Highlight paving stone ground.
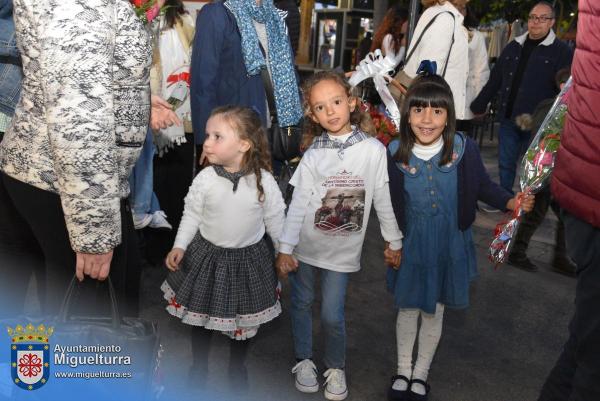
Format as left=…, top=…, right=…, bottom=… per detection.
left=137, top=130, right=575, bottom=401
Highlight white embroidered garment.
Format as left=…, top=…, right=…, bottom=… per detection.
left=155, top=14, right=195, bottom=154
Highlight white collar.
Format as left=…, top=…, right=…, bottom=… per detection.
left=412, top=136, right=444, bottom=161
left=515, top=29, right=556, bottom=46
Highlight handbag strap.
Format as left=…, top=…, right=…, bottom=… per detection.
left=258, top=43, right=279, bottom=124
left=404, top=11, right=455, bottom=78
left=260, top=68, right=278, bottom=123
left=58, top=276, right=122, bottom=329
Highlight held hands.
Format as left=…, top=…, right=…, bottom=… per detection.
left=384, top=242, right=402, bottom=270
left=275, top=253, right=299, bottom=278
left=151, top=95, right=181, bottom=131
left=75, top=251, right=114, bottom=281
left=506, top=192, right=535, bottom=213
left=165, top=248, right=185, bottom=271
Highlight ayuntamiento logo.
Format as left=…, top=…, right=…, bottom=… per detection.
left=7, top=323, right=53, bottom=390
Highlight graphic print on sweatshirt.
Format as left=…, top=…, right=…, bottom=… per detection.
left=314, top=169, right=365, bottom=234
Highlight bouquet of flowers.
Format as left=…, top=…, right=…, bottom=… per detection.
left=364, top=103, right=399, bottom=147
left=489, top=77, right=572, bottom=265
left=130, top=0, right=165, bottom=24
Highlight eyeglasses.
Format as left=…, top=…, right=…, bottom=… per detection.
left=528, top=15, right=554, bottom=23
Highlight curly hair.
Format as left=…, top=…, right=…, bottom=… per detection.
left=300, top=71, right=375, bottom=149
left=208, top=106, right=272, bottom=202
left=370, top=5, right=409, bottom=55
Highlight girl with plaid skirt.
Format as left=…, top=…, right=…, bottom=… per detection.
left=161, top=106, right=285, bottom=381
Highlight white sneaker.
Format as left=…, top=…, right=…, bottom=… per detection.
left=132, top=213, right=152, bottom=230
left=323, top=368, right=348, bottom=400
left=291, top=359, right=319, bottom=393
left=149, top=211, right=172, bottom=230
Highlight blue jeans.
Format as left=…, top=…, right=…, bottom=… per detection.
left=289, top=262, right=349, bottom=369
left=498, top=119, right=531, bottom=194
left=128, top=127, right=161, bottom=216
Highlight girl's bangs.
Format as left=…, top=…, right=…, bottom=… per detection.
left=407, top=82, right=453, bottom=110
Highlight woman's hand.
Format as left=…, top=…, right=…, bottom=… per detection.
left=151, top=95, right=181, bottom=131
left=165, top=248, right=185, bottom=271
left=275, top=253, right=299, bottom=278
left=76, top=251, right=114, bottom=281
left=506, top=192, right=535, bottom=213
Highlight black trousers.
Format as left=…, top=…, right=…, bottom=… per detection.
left=0, top=172, right=141, bottom=317
left=153, top=133, right=195, bottom=232
left=511, top=187, right=566, bottom=258
left=538, top=212, right=600, bottom=401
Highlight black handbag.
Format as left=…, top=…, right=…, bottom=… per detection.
left=53, top=277, right=160, bottom=399
left=0, top=277, right=160, bottom=400
left=277, top=158, right=299, bottom=207
left=260, top=68, right=303, bottom=162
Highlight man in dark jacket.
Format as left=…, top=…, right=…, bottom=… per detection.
left=470, top=1, right=572, bottom=194
left=538, top=0, right=600, bottom=399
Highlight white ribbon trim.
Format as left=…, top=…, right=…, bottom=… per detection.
left=348, top=49, right=401, bottom=129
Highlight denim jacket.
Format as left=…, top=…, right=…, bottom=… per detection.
left=0, top=0, right=22, bottom=116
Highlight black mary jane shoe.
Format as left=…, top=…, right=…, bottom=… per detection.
left=408, top=378, right=431, bottom=401
left=388, top=374, right=411, bottom=400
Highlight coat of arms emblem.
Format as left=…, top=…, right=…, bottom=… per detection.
left=7, top=323, right=53, bottom=390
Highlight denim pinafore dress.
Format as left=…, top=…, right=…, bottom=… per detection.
left=387, top=134, right=478, bottom=314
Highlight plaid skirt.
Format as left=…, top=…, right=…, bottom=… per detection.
left=161, top=232, right=281, bottom=332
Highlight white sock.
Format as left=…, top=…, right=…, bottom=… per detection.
left=412, top=303, right=445, bottom=395
left=392, top=308, right=419, bottom=391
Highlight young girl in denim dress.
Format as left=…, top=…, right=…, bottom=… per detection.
left=385, top=74, right=534, bottom=401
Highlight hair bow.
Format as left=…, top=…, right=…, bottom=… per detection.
left=416, top=60, right=438, bottom=76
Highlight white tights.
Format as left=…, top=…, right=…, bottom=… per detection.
left=392, top=303, right=445, bottom=395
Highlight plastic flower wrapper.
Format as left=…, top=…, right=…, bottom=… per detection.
left=489, top=77, right=572, bottom=266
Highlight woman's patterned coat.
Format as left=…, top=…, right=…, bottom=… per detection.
left=0, top=0, right=152, bottom=253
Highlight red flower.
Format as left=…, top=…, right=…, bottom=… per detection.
left=533, top=151, right=553, bottom=169
left=145, top=4, right=160, bottom=22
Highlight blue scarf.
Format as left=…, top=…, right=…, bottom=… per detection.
left=224, top=0, right=302, bottom=127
